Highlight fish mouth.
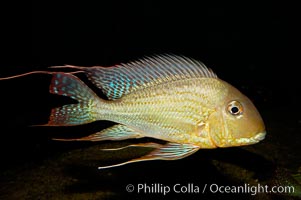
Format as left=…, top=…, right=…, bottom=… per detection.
left=243, top=131, right=266, bottom=144
left=253, top=131, right=266, bottom=142
left=225, top=131, right=266, bottom=146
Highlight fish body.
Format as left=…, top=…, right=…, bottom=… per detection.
left=100, top=78, right=225, bottom=147
left=1, top=55, right=266, bottom=168
left=102, top=77, right=264, bottom=148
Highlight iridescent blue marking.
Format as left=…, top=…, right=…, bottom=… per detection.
left=115, top=76, right=124, bottom=98
left=107, top=82, right=115, bottom=97
left=125, top=76, right=131, bottom=93
left=62, top=77, right=67, bottom=84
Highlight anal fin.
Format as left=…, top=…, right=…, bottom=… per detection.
left=98, top=142, right=200, bottom=169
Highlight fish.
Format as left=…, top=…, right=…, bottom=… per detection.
left=0, top=55, right=266, bottom=169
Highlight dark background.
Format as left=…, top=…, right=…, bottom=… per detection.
left=0, top=1, right=300, bottom=199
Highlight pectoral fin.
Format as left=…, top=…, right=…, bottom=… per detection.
left=53, top=124, right=143, bottom=141
left=98, top=142, right=200, bottom=169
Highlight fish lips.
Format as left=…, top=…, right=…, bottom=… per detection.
left=254, top=131, right=266, bottom=142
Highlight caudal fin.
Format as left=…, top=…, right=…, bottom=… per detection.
left=46, top=73, right=101, bottom=126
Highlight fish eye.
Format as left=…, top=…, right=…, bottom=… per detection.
left=227, top=101, right=243, bottom=116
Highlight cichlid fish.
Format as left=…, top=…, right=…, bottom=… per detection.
left=1, top=55, right=266, bottom=168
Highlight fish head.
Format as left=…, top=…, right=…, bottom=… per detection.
left=208, top=81, right=266, bottom=147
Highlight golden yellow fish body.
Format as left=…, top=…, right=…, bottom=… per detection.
left=100, top=75, right=265, bottom=149
left=101, top=78, right=224, bottom=148
left=39, top=55, right=266, bottom=168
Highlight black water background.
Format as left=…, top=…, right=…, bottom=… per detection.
left=0, top=1, right=300, bottom=199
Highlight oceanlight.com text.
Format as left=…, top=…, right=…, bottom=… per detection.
left=125, top=183, right=295, bottom=196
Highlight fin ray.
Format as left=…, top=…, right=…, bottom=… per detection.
left=100, top=142, right=163, bottom=151
left=98, top=142, right=200, bottom=169
left=0, top=70, right=83, bottom=80
left=82, top=54, right=217, bottom=99
left=53, top=124, right=143, bottom=141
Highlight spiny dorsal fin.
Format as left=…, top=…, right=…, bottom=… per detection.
left=85, top=54, right=217, bottom=100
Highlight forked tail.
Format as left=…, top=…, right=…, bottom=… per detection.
left=46, top=73, right=102, bottom=126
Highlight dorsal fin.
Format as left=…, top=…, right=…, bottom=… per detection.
left=85, top=54, right=217, bottom=100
